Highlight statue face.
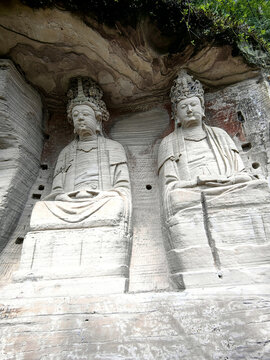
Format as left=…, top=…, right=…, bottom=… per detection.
left=72, top=104, right=98, bottom=137
left=177, top=96, right=204, bottom=128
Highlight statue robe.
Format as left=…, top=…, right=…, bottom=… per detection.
left=158, top=124, right=250, bottom=218
left=33, top=136, right=131, bottom=229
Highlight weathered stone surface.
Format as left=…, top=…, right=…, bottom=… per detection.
left=0, top=1, right=259, bottom=112
left=15, top=226, right=130, bottom=292
left=0, top=286, right=270, bottom=359
left=110, top=107, right=171, bottom=292
left=0, top=60, right=43, bottom=253
left=205, top=76, right=270, bottom=179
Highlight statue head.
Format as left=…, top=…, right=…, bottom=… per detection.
left=67, top=77, right=109, bottom=135
left=72, top=104, right=99, bottom=137
left=176, top=96, right=204, bottom=129
left=170, top=70, right=205, bottom=127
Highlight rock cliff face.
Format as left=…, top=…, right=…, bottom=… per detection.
left=0, top=2, right=270, bottom=360
left=0, top=60, right=43, bottom=252
left=0, top=1, right=259, bottom=113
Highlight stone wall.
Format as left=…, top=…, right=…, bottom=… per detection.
left=205, top=77, right=270, bottom=179
left=0, top=60, right=43, bottom=253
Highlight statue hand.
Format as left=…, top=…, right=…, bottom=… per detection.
left=197, top=175, right=227, bottom=185
left=232, top=174, right=253, bottom=184
left=74, top=190, right=99, bottom=199
left=176, top=179, right=197, bottom=188
left=55, top=193, right=75, bottom=202
left=95, top=190, right=119, bottom=198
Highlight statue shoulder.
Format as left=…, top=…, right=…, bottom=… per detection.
left=159, top=132, right=174, bottom=152
left=205, top=124, right=232, bottom=138
left=158, top=132, right=175, bottom=171
left=55, top=140, right=76, bottom=160
left=205, top=125, right=238, bottom=150
left=104, top=137, right=125, bottom=152
left=53, top=140, right=76, bottom=172
left=103, top=137, right=127, bottom=164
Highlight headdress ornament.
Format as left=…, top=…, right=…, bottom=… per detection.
left=170, top=69, right=204, bottom=105
left=170, top=70, right=205, bottom=123
left=66, top=77, right=109, bottom=123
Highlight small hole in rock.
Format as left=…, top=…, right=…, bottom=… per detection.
left=237, top=111, right=245, bottom=123
left=254, top=175, right=259, bottom=179
left=38, top=185, right=45, bottom=190
left=15, top=237, right=24, bottom=244
left=41, top=164, right=48, bottom=170
left=252, top=162, right=260, bottom=169
left=241, top=142, right=252, bottom=152
left=217, top=272, right=223, bottom=279
left=44, top=134, right=50, bottom=140
left=85, top=319, right=89, bottom=322
left=146, top=185, right=152, bottom=190
left=32, top=194, right=41, bottom=199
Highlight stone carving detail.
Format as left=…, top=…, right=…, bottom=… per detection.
left=16, top=78, right=132, bottom=293
left=40, top=77, right=130, bottom=226
left=158, top=70, right=270, bottom=289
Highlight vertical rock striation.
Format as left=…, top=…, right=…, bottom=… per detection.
left=0, top=60, right=43, bottom=250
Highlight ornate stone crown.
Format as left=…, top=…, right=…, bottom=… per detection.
left=170, top=70, right=205, bottom=121
left=66, top=77, right=109, bottom=123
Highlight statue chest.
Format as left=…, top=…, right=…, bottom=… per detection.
left=74, top=144, right=99, bottom=190
left=184, top=138, right=220, bottom=177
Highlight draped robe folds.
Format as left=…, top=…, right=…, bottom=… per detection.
left=158, top=124, right=254, bottom=218
left=39, top=136, right=131, bottom=230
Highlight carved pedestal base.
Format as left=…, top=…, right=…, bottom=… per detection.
left=15, top=225, right=131, bottom=294
left=14, top=198, right=132, bottom=294
left=165, top=181, right=270, bottom=289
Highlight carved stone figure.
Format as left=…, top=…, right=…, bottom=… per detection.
left=40, top=77, right=131, bottom=229
left=158, top=71, right=255, bottom=216
left=158, top=70, right=270, bottom=289
left=16, top=78, right=132, bottom=293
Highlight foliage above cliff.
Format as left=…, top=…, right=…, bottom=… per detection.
left=21, top=0, right=270, bottom=67
left=191, top=0, right=270, bottom=66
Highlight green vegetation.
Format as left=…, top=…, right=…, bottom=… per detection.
left=190, top=0, right=270, bottom=65
left=192, top=0, right=270, bottom=44
left=20, top=0, right=270, bottom=66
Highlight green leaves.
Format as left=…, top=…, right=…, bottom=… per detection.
left=191, top=0, right=270, bottom=48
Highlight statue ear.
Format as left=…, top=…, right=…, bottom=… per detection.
left=96, top=120, right=103, bottom=134
left=200, top=103, right=206, bottom=119
left=95, top=111, right=102, bottom=121
left=175, top=116, right=181, bottom=127
left=202, top=109, right=206, bottom=119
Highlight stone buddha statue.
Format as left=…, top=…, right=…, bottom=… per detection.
left=16, top=77, right=132, bottom=291
left=158, top=70, right=254, bottom=215
left=158, top=70, right=270, bottom=289
left=32, top=77, right=131, bottom=230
